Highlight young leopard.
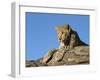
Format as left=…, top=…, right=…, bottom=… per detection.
left=56, top=24, right=88, bottom=50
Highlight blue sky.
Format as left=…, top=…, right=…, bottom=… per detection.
left=26, top=12, right=89, bottom=60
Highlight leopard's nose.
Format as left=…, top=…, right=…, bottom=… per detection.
left=59, top=38, right=62, bottom=41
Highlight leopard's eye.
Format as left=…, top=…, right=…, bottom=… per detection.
left=62, top=32, right=64, bottom=34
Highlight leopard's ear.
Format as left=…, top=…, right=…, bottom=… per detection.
left=64, top=24, right=72, bottom=32
left=67, top=24, right=71, bottom=30
left=64, top=24, right=71, bottom=30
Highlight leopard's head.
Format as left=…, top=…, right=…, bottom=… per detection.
left=56, top=24, right=72, bottom=44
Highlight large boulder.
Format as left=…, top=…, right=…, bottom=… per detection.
left=26, top=46, right=89, bottom=67
left=45, top=46, right=89, bottom=66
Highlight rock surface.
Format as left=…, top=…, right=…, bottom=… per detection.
left=26, top=46, right=89, bottom=67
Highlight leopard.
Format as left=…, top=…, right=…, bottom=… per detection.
left=56, top=24, right=88, bottom=50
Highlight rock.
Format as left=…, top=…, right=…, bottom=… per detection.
left=26, top=60, right=38, bottom=67
left=74, top=46, right=89, bottom=56
left=26, top=59, right=48, bottom=67
left=53, top=48, right=67, bottom=62
left=42, top=46, right=89, bottom=66
left=42, top=49, right=58, bottom=63
left=68, top=58, right=75, bottom=62
left=26, top=46, right=89, bottom=67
